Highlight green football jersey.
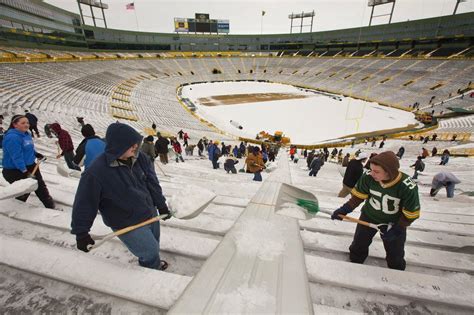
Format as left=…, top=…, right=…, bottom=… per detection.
left=351, top=171, right=420, bottom=224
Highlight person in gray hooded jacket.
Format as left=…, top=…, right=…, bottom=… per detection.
left=430, top=172, right=461, bottom=198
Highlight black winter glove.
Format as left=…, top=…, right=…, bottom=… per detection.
left=76, top=234, right=95, bottom=252
left=159, top=206, right=171, bottom=220
left=25, top=172, right=36, bottom=180
left=331, top=203, right=352, bottom=220
left=35, top=152, right=45, bottom=160
left=379, top=224, right=405, bottom=242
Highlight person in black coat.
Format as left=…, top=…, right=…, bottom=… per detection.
left=224, top=155, right=239, bottom=174
left=71, top=122, right=170, bottom=270
left=154, top=133, right=170, bottom=164
left=309, top=155, right=322, bottom=177
left=396, top=147, right=405, bottom=159
left=25, top=110, right=40, bottom=137
left=197, top=139, right=205, bottom=156
left=239, top=142, right=246, bottom=157
left=338, top=153, right=368, bottom=198
left=410, top=156, right=425, bottom=180
left=306, top=150, right=315, bottom=168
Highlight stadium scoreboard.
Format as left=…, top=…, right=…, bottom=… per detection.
left=174, top=13, right=229, bottom=34
left=368, top=0, right=395, bottom=5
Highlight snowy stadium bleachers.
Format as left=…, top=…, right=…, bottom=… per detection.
left=0, top=53, right=473, bottom=144
left=1, top=51, right=474, bottom=313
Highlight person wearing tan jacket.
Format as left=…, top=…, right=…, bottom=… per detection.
left=245, top=146, right=265, bottom=181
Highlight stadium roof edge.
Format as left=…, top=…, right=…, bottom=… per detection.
left=82, top=12, right=474, bottom=38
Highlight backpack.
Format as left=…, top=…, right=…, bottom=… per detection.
left=419, top=161, right=425, bottom=172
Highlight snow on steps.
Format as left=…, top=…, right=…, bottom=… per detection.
left=313, top=207, right=474, bottom=236
left=305, top=255, right=474, bottom=311
left=169, top=151, right=313, bottom=314
left=300, top=217, right=474, bottom=248
left=312, top=304, right=364, bottom=314
left=302, top=231, right=474, bottom=274
left=0, top=235, right=191, bottom=310
left=163, top=213, right=234, bottom=236
left=0, top=200, right=219, bottom=260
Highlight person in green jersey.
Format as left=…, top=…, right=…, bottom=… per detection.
left=331, top=151, right=420, bottom=270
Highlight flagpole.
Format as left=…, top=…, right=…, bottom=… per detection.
left=134, top=5, right=139, bottom=31
left=261, top=11, right=264, bottom=35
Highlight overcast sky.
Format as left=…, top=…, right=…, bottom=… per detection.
left=46, top=0, right=473, bottom=34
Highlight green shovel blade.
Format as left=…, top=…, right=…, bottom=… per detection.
left=296, top=198, right=320, bottom=214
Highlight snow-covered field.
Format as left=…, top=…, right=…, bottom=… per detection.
left=182, top=81, right=421, bottom=144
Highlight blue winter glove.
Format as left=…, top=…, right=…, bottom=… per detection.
left=379, top=223, right=405, bottom=242
left=331, top=203, right=352, bottom=220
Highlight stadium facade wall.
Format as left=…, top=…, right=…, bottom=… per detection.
left=0, top=1, right=472, bottom=54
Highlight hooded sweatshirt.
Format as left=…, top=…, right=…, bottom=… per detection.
left=2, top=128, right=36, bottom=172
left=346, top=151, right=420, bottom=225
left=431, top=172, right=461, bottom=187
left=50, top=123, right=74, bottom=154
left=71, top=123, right=167, bottom=238
left=73, top=124, right=105, bottom=169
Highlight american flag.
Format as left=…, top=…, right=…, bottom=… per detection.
left=126, top=2, right=134, bottom=10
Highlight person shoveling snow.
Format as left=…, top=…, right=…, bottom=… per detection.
left=330, top=151, right=420, bottom=271
left=71, top=123, right=171, bottom=271
left=1, top=114, right=55, bottom=208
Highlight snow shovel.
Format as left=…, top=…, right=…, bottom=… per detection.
left=168, top=187, right=217, bottom=219
left=87, top=214, right=169, bottom=251
left=154, top=160, right=170, bottom=178
left=0, top=157, right=45, bottom=200
left=87, top=191, right=216, bottom=250
left=56, top=142, right=61, bottom=158
left=57, top=161, right=82, bottom=178
left=277, top=183, right=387, bottom=231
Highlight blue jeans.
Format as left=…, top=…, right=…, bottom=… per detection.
left=432, top=182, right=455, bottom=198
left=117, top=220, right=161, bottom=269
left=253, top=171, right=262, bottom=181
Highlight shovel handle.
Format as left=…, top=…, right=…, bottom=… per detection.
left=87, top=214, right=168, bottom=251
left=31, top=158, right=46, bottom=175
left=338, top=214, right=379, bottom=230
left=114, top=215, right=168, bottom=237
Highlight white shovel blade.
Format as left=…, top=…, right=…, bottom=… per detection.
left=57, top=162, right=81, bottom=178
left=169, top=186, right=216, bottom=220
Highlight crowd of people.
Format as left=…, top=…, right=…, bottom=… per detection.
left=0, top=110, right=466, bottom=274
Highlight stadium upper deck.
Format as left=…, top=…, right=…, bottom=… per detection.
left=0, top=0, right=473, bottom=55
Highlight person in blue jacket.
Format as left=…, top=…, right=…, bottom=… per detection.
left=73, top=124, right=105, bottom=170
left=71, top=122, right=171, bottom=270
left=2, top=115, right=55, bottom=208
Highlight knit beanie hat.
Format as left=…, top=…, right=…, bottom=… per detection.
left=81, top=124, right=95, bottom=137
left=369, top=151, right=400, bottom=180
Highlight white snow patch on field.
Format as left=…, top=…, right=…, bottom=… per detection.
left=182, top=81, right=420, bottom=144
